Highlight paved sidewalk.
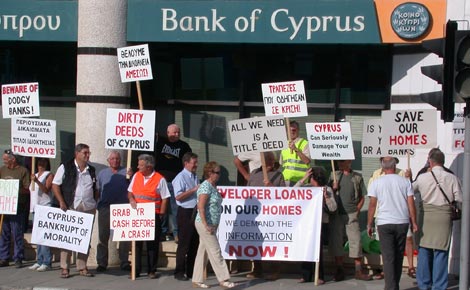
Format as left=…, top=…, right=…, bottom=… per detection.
left=0, top=261, right=436, bottom=290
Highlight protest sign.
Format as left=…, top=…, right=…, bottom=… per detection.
left=105, top=108, right=155, bottom=151
left=452, top=121, right=465, bottom=152
left=117, top=44, right=153, bottom=83
left=382, top=109, right=437, bottom=150
left=11, top=118, right=56, bottom=158
left=362, top=119, right=414, bottom=158
left=218, top=186, right=323, bottom=261
left=261, top=80, right=308, bottom=118
left=0, top=180, right=19, bottom=215
left=228, top=116, right=287, bottom=155
left=2, top=82, right=40, bottom=118
left=306, top=122, right=355, bottom=160
left=110, top=203, right=155, bottom=241
left=31, top=205, right=94, bottom=254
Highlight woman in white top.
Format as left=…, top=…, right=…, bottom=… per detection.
left=28, top=158, right=54, bottom=272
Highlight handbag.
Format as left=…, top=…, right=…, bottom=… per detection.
left=430, top=171, right=461, bottom=220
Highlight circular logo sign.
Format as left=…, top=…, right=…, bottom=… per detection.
left=391, top=3, right=431, bottom=40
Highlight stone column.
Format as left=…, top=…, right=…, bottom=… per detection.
left=76, top=0, right=129, bottom=267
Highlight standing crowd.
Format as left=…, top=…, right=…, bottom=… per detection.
left=0, top=121, right=463, bottom=290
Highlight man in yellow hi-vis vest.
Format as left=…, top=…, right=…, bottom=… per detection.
left=280, top=121, right=311, bottom=186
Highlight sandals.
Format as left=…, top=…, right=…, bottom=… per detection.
left=192, top=282, right=210, bottom=288
left=408, top=267, right=416, bottom=278
left=79, top=268, right=94, bottom=277
left=220, top=281, right=236, bottom=289
left=60, top=268, right=70, bottom=279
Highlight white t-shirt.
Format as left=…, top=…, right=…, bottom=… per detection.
left=368, top=174, right=413, bottom=226
left=237, top=151, right=261, bottom=173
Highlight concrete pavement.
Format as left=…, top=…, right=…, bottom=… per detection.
left=0, top=260, right=444, bottom=290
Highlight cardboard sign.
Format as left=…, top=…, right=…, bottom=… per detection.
left=31, top=205, right=94, bottom=254
left=105, top=108, right=155, bottom=151
left=306, top=122, right=355, bottom=160
left=0, top=180, right=19, bottom=215
left=117, top=44, right=153, bottom=83
left=228, top=116, right=288, bottom=155
left=11, top=118, right=56, bottom=158
left=261, top=80, right=308, bottom=118
left=110, top=203, right=155, bottom=241
left=218, top=186, right=323, bottom=261
left=452, top=121, right=465, bottom=152
left=2, top=82, right=40, bottom=118
left=362, top=119, right=414, bottom=158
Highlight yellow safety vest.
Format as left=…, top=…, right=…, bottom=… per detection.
left=281, top=138, right=309, bottom=183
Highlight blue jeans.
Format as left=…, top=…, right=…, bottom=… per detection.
left=161, top=182, right=178, bottom=237
left=37, top=245, right=52, bottom=267
left=417, top=246, right=449, bottom=290
left=0, top=212, right=25, bottom=261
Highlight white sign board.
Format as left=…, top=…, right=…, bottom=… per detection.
left=261, top=80, right=308, bottom=118
left=110, top=203, right=155, bottom=241
left=117, top=44, right=153, bottom=83
left=362, top=119, right=414, bottom=158
left=11, top=118, right=56, bottom=158
left=382, top=109, right=437, bottom=150
left=2, top=82, right=40, bottom=118
left=218, top=186, right=323, bottom=261
left=228, top=116, right=288, bottom=155
left=452, top=122, right=465, bottom=152
left=0, top=180, right=19, bottom=215
left=105, top=108, right=155, bottom=151
left=31, top=205, right=94, bottom=254
left=306, top=122, right=355, bottom=160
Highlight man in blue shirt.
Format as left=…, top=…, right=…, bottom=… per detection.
left=95, top=150, right=132, bottom=272
left=172, top=152, right=199, bottom=281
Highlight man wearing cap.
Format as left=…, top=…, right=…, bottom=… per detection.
left=0, top=149, right=30, bottom=268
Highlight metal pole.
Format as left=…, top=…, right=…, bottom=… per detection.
left=459, top=101, right=470, bottom=290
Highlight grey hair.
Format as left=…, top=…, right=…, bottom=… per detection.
left=75, top=143, right=89, bottom=153
left=138, top=154, right=155, bottom=168
left=381, top=157, right=396, bottom=170
left=429, top=150, right=445, bottom=165
left=107, top=150, right=122, bottom=160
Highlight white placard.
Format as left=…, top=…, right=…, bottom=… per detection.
left=218, top=186, right=323, bottom=261
left=105, top=108, right=155, bottom=151
left=362, top=119, right=414, bottom=158
left=227, top=116, right=288, bottom=155
left=382, top=109, right=437, bottom=150
left=306, top=122, right=355, bottom=160
left=11, top=118, right=56, bottom=158
left=0, top=180, right=19, bottom=215
left=261, top=80, right=308, bottom=118
left=2, top=82, right=40, bottom=118
left=31, top=205, right=94, bottom=254
left=452, top=121, right=465, bottom=152
left=110, top=203, right=155, bottom=241
left=117, top=44, right=153, bottom=83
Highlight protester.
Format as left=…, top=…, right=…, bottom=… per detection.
left=280, top=121, right=311, bottom=186
left=128, top=154, right=169, bottom=279
left=154, top=124, right=192, bottom=242
left=246, top=152, right=285, bottom=280
left=172, top=152, right=200, bottom=281
left=52, top=143, right=98, bottom=278
left=192, top=161, right=236, bottom=289
left=95, top=150, right=132, bottom=272
left=367, top=156, right=418, bottom=290
left=328, top=160, right=371, bottom=281
left=413, top=150, right=462, bottom=290
left=29, top=158, right=54, bottom=272
left=0, top=149, right=30, bottom=268
left=295, top=167, right=337, bottom=285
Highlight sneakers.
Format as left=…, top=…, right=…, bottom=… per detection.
left=355, top=271, right=372, bottom=281
left=37, top=265, right=51, bottom=272
left=14, top=260, right=22, bottom=268
left=28, top=263, right=41, bottom=270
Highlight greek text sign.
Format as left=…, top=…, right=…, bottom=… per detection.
left=381, top=109, right=437, bottom=149
left=11, top=118, right=56, bottom=158
left=218, top=186, right=322, bottom=261
left=31, top=205, right=94, bottom=254
left=105, top=108, right=155, bottom=151
left=117, top=44, right=153, bottom=83
left=228, top=116, right=287, bottom=155
left=2, top=82, right=40, bottom=118
left=306, top=122, right=355, bottom=160
left=0, top=180, right=19, bottom=215
left=262, top=80, right=307, bottom=118
left=110, top=203, right=155, bottom=241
